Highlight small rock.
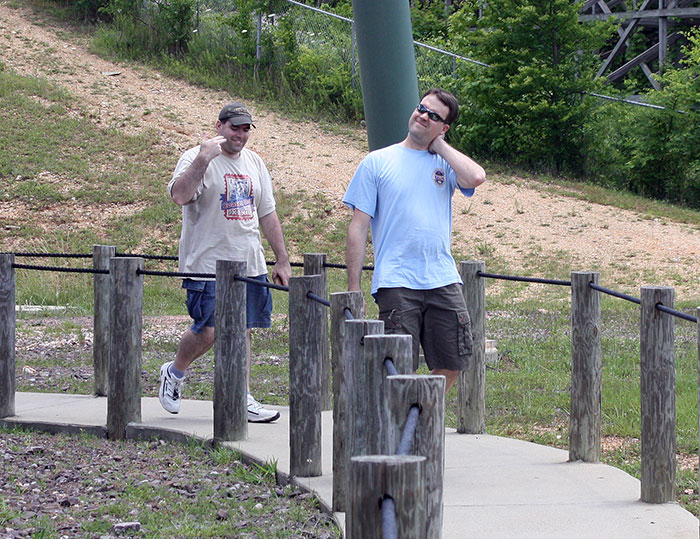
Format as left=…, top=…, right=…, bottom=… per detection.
left=113, top=521, right=141, bottom=533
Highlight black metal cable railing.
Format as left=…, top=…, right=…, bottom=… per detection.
left=477, top=270, right=571, bottom=286
left=588, top=282, right=641, bottom=305
left=6, top=251, right=698, bottom=323
left=7, top=251, right=372, bottom=270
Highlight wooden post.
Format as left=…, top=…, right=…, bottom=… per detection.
left=93, top=245, right=115, bottom=397
left=640, top=285, right=676, bottom=503
left=289, top=274, right=325, bottom=477
left=304, top=253, right=331, bottom=411
left=458, top=260, right=486, bottom=434
left=340, top=319, right=384, bottom=508
left=107, top=257, right=143, bottom=440
left=330, top=291, right=365, bottom=511
left=347, top=455, right=426, bottom=539
left=569, top=271, right=602, bottom=462
left=0, top=254, right=15, bottom=418
left=349, top=334, right=413, bottom=459
left=214, top=260, right=248, bottom=442
left=386, top=375, right=445, bottom=539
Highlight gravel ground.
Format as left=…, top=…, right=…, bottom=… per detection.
left=0, top=428, right=341, bottom=538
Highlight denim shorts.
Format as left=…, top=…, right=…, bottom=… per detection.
left=376, top=284, right=472, bottom=372
left=182, top=276, right=272, bottom=333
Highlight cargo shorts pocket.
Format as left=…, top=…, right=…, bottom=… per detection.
left=457, top=310, right=473, bottom=356
left=379, top=308, right=403, bottom=334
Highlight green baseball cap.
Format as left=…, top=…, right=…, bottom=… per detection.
left=218, top=102, right=255, bottom=127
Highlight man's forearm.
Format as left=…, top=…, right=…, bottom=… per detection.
left=346, top=212, right=370, bottom=291
left=259, top=211, right=289, bottom=264
left=346, top=245, right=365, bottom=291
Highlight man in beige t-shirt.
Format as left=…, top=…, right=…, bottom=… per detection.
left=159, top=102, right=292, bottom=422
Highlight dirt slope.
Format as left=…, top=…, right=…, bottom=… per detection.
left=1, top=1, right=699, bottom=298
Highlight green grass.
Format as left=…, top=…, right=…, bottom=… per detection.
left=0, top=426, right=341, bottom=537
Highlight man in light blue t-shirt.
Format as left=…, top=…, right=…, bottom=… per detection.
left=343, top=88, right=486, bottom=391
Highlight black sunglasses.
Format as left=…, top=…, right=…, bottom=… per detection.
left=416, top=103, right=445, bottom=123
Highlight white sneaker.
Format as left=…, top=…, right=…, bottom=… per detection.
left=247, top=393, right=280, bottom=423
left=159, top=361, right=183, bottom=414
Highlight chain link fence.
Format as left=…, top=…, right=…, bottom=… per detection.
left=190, top=0, right=665, bottom=111
left=193, top=0, right=487, bottom=94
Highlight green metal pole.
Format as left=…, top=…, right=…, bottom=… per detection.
left=352, top=0, right=419, bottom=151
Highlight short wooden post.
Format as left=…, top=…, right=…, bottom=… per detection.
left=93, top=245, right=115, bottom=397
left=347, top=455, right=426, bottom=539
left=289, top=274, right=325, bottom=477
left=458, top=260, right=486, bottom=434
left=107, top=257, right=143, bottom=440
left=304, top=253, right=331, bottom=411
left=214, top=260, right=248, bottom=442
left=569, top=271, right=602, bottom=462
left=0, top=254, right=16, bottom=418
left=349, top=334, right=413, bottom=458
left=640, top=285, right=676, bottom=503
left=386, top=375, right=445, bottom=539
left=330, top=291, right=365, bottom=511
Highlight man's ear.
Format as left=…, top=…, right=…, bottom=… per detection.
left=442, top=123, right=450, bottom=136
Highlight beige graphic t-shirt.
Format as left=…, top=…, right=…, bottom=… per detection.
left=168, top=147, right=276, bottom=278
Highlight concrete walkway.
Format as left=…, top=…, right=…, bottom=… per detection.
left=4, top=392, right=698, bottom=538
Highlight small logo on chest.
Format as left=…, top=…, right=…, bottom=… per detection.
left=433, top=168, right=446, bottom=187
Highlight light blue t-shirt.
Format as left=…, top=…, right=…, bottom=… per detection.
left=343, top=144, right=474, bottom=295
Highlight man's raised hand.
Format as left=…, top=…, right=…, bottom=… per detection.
left=198, top=133, right=226, bottom=162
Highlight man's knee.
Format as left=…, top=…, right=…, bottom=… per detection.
left=199, top=325, right=215, bottom=345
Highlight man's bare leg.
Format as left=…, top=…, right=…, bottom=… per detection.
left=174, top=327, right=252, bottom=388
left=173, top=326, right=215, bottom=372
left=431, top=368, right=460, bottom=392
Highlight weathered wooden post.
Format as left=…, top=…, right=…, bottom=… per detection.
left=303, top=253, right=331, bottom=411
left=93, top=245, right=115, bottom=397
left=387, top=374, right=445, bottom=539
left=349, top=333, right=413, bottom=459
left=329, top=291, right=365, bottom=511
left=289, top=274, right=325, bottom=477
left=107, top=256, right=143, bottom=440
left=347, top=455, right=426, bottom=539
left=640, top=285, right=676, bottom=503
left=0, top=253, right=15, bottom=418
left=214, top=260, right=248, bottom=442
left=570, top=271, right=602, bottom=462
left=458, top=260, right=486, bottom=434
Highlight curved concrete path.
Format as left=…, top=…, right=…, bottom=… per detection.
left=4, top=392, right=698, bottom=538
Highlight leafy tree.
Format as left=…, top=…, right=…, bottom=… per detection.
left=410, top=0, right=453, bottom=44
left=448, top=0, right=612, bottom=174
left=596, top=28, right=700, bottom=207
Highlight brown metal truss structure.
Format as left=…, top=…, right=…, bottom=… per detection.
left=580, top=0, right=700, bottom=89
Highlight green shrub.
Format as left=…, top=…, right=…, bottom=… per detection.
left=447, top=0, right=612, bottom=175
left=95, top=0, right=195, bottom=57
left=588, top=28, right=700, bottom=208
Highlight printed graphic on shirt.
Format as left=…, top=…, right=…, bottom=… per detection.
left=220, top=173, right=254, bottom=220
left=433, top=168, right=446, bottom=187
